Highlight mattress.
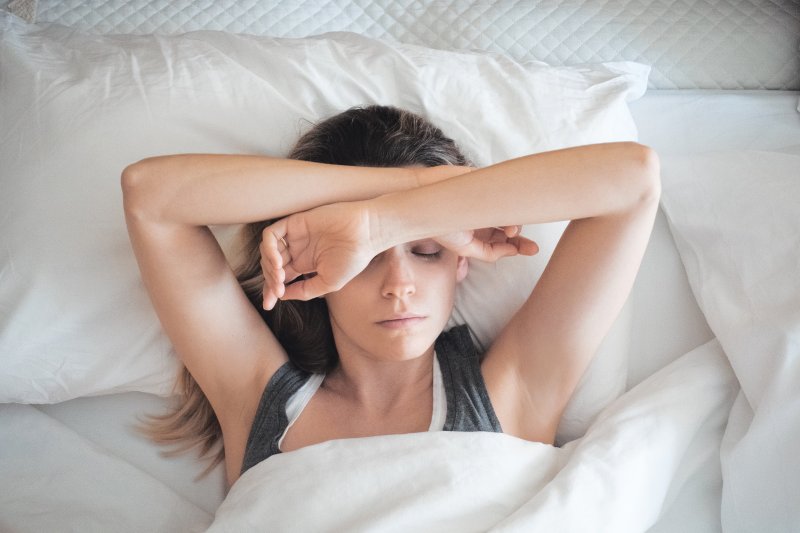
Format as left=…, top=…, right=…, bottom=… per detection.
left=6, top=0, right=800, bottom=89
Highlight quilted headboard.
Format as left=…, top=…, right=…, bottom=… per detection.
left=4, top=0, right=800, bottom=90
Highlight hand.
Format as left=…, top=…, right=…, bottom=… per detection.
left=433, top=225, right=539, bottom=262
left=259, top=201, right=379, bottom=310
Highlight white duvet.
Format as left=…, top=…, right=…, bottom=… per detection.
left=206, top=339, right=737, bottom=532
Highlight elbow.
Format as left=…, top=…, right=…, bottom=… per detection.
left=121, top=159, right=158, bottom=220
left=631, top=143, right=661, bottom=206
left=121, top=161, right=143, bottom=196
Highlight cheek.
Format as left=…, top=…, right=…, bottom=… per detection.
left=424, top=262, right=461, bottom=303
left=323, top=277, right=371, bottom=319
left=437, top=256, right=464, bottom=282
left=324, top=287, right=356, bottom=314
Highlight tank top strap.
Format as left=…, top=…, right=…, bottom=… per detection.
left=240, top=361, right=311, bottom=475
left=434, top=324, right=503, bottom=433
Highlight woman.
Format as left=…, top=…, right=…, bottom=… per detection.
left=122, top=105, right=660, bottom=490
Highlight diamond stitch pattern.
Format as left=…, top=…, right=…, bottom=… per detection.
left=15, top=0, right=800, bottom=89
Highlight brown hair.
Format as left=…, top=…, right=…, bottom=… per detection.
left=135, top=104, right=472, bottom=480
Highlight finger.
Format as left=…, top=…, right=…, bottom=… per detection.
left=277, top=238, right=291, bottom=266
left=488, top=241, right=522, bottom=260
left=260, top=221, right=289, bottom=309
left=261, top=266, right=277, bottom=310
left=460, top=238, right=516, bottom=262
left=508, top=236, right=539, bottom=256
left=262, top=220, right=288, bottom=264
left=281, top=273, right=334, bottom=302
left=517, top=237, right=539, bottom=256
left=259, top=241, right=275, bottom=272
left=263, top=283, right=279, bottom=310
left=269, top=232, right=299, bottom=282
left=270, top=263, right=285, bottom=286
left=283, top=263, right=304, bottom=284
left=261, top=246, right=285, bottom=276
left=488, top=228, right=510, bottom=244
left=500, top=225, right=521, bottom=238
left=262, top=270, right=284, bottom=310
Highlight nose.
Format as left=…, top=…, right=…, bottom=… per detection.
left=380, top=251, right=416, bottom=299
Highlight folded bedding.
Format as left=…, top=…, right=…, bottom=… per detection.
left=207, top=340, right=737, bottom=533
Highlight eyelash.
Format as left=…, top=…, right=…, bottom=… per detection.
left=413, top=251, right=442, bottom=260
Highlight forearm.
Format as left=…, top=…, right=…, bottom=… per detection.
left=121, top=154, right=416, bottom=225
left=371, top=142, right=660, bottom=249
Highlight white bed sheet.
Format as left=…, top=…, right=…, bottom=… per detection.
left=626, top=89, right=800, bottom=387
left=1, top=89, right=798, bottom=532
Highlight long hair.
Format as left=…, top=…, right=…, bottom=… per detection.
left=135, top=104, right=472, bottom=480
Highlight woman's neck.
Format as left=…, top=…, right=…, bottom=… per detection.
left=323, top=346, right=435, bottom=417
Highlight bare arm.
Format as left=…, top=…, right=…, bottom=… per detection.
left=372, top=142, right=658, bottom=247
left=260, top=141, right=658, bottom=444
left=121, top=153, right=471, bottom=390
left=122, top=153, right=422, bottom=225
left=367, top=141, right=660, bottom=443
left=121, top=154, right=459, bottom=486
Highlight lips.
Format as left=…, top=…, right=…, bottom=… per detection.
left=377, top=314, right=427, bottom=329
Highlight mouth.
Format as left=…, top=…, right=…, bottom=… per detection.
left=376, top=316, right=427, bottom=329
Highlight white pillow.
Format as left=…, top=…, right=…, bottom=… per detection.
left=0, top=9, right=648, bottom=445
left=659, top=150, right=800, bottom=532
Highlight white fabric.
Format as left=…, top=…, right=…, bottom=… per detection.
left=281, top=373, right=325, bottom=442
left=207, top=339, right=737, bottom=532
left=2, top=90, right=796, bottom=533
left=16, top=0, right=800, bottom=90
left=624, top=89, right=800, bottom=387
left=0, top=402, right=214, bottom=532
left=3, top=2, right=796, bottom=529
left=429, top=350, right=446, bottom=431
left=0, top=13, right=647, bottom=445
left=659, top=149, right=800, bottom=533
left=279, top=351, right=446, bottom=452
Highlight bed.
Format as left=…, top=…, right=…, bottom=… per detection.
left=0, top=1, right=798, bottom=531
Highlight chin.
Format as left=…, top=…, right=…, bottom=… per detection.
left=371, top=322, right=439, bottom=358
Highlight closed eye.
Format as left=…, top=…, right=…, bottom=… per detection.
left=413, top=250, right=442, bottom=260
left=409, top=239, right=443, bottom=260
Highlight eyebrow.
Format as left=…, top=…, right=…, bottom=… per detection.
left=407, top=238, right=439, bottom=246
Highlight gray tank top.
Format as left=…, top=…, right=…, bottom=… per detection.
left=240, top=324, right=502, bottom=476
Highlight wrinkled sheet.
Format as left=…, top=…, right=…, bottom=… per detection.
left=660, top=150, right=800, bottom=533
left=206, top=339, right=737, bottom=532
left=0, top=403, right=215, bottom=532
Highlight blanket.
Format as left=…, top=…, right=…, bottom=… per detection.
left=206, top=339, right=737, bottom=532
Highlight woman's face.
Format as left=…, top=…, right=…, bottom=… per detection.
left=324, top=239, right=469, bottom=362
